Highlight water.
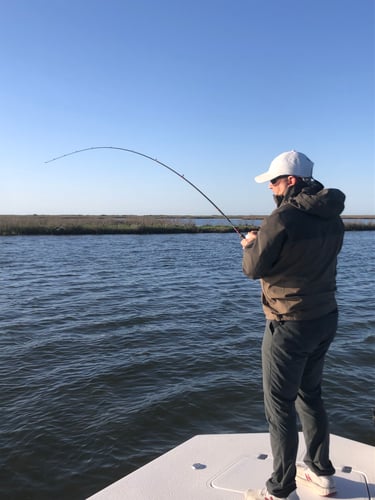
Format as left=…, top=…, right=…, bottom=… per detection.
left=0, top=232, right=374, bottom=500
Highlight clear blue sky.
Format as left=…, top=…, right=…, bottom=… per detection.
left=1, top=0, right=374, bottom=215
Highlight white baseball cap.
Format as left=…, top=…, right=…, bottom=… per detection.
left=255, top=150, right=314, bottom=183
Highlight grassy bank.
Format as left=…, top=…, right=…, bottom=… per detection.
left=0, top=215, right=373, bottom=236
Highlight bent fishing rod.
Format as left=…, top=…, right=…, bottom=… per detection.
left=45, top=146, right=245, bottom=239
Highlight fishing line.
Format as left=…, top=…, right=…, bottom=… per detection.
left=45, top=146, right=245, bottom=238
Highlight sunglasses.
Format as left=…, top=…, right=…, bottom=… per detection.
left=270, top=175, right=289, bottom=185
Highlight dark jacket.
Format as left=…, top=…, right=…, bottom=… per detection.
left=242, top=180, right=345, bottom=320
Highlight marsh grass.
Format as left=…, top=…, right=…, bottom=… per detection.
left=0, top=215, right=373, bottom=236
left=0, top=215, right=240, bottom=236
left=0, top=215, right=198, bottom=235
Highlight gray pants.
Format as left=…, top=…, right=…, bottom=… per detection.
left=262, top=310, right=337, bottom=497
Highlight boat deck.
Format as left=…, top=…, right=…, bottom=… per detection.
left=87, top=433, right=374, bottom=499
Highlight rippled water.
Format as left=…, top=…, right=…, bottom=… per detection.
left=0, top=232, right=374, bottom=500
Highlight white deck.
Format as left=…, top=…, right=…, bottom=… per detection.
left=87, top=433, right=375, bottom=500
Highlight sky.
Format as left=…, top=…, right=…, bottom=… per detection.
left=1, top=0, right=374, bottom=216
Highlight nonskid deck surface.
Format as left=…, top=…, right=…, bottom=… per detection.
left=87, top=433, right=375, bottom=500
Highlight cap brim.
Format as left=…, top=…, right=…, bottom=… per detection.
left=254, top=171, right=273, bottom=183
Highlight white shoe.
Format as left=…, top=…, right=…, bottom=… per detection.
left=244, top=487, right=298, bottom=500
left=296, top=464, right=336, bottom=496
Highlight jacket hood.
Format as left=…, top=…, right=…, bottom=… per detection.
left=275, top=179, right=346, bottom=219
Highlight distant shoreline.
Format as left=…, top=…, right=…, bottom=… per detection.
left=0, top=214, right=374, bottom=236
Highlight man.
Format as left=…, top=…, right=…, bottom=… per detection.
left=241, top=151, right=345, bottom=500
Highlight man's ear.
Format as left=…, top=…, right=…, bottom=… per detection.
left=287, top=176, right=298, bottom=186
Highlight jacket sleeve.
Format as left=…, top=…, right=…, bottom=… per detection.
left=242, top=213, right=286, bottom=279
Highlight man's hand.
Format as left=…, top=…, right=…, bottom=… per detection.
left=241, top=230, right=258, bottom=249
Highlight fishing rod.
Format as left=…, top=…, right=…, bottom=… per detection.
left=45, top=146, right=245, bottom=239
